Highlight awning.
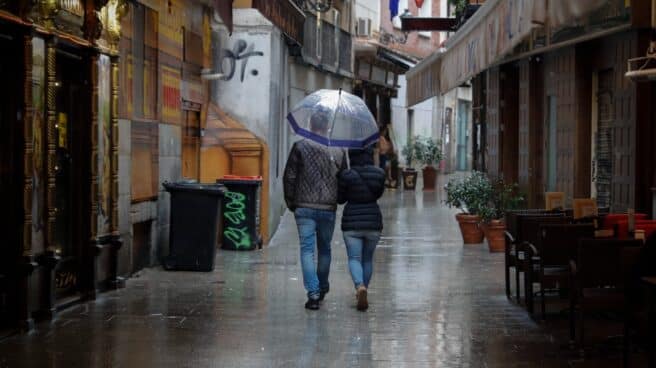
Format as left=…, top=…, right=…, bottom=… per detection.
left=354, top=39, right=416, bottom=90
left=406, top=0, right=610, bottom=105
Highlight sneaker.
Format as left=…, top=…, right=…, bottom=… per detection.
left=305, top=298, right=320, bottom=310
left=356, top=286, right=368, bottom=311
left=319, top=289, right=329, bottom=301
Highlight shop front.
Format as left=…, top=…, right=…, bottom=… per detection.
left=0, top=0, right=127, bottom=332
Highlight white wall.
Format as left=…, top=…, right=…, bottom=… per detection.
left=391, top=73, right=437, bottom=167
left=354, top=0, right=380, bottom=33
left=213, top=9, right=288, bottom=237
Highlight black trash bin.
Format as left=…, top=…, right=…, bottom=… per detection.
left=216, top=176, right=263, bottom=251
left=163, top=181, right=226, bottom=271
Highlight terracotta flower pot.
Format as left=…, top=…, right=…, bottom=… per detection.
left=402, top=168, right=418, bottom=191
left=482, top=219, right=506, bottom=253
left=422, top=166, right=437, bottom=191
left=455, top=214, right=484, bottom=244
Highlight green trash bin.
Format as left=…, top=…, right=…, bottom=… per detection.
left=217, top=176, right=263, bottom=251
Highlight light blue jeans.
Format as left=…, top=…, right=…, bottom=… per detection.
left=294, top=207, right=336, bottom=300
left=343, top=230, right=381, bottom=289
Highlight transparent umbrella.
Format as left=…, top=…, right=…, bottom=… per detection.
left=286, top=89, right=379, bottom=149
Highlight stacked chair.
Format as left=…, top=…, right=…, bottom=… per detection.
left=503, top=196, right=656, bottom=365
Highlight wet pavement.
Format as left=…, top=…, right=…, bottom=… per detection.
left=0, top=184, right=645, bottom=367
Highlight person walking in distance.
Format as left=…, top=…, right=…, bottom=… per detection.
left=338, top=147, right=385, bottom=311
left=283, top=111, right=346, bottom=310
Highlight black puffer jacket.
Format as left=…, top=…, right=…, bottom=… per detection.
left=338, top=149, right=386, bottom=231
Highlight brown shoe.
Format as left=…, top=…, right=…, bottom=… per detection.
left=356, top=286, right=368, bottom=311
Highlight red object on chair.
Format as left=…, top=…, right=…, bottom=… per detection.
left=637, top=223, right=656, bottom=239
left=606, top=219, right=656, bottom=239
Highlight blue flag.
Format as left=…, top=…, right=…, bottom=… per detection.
left=389, top=0, right=399, bottom=20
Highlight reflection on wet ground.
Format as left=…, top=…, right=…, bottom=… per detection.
left=0, top=185, right=645, bottom=367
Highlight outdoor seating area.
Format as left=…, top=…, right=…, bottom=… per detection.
left=504, top=201, right=656, bottom=365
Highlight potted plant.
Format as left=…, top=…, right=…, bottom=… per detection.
left=401, top=139, right=418, bottom=191
left=479, top=179, right=525, bottom=252
left=414, top=136, right=443, bottom=191
left=444, top=171, right=492, bottom=244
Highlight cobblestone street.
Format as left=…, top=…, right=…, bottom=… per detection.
left=0, top=188, right=637, bottom=367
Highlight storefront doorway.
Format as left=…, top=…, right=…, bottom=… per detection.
left=0, top=28, right=23, bottom=333
left=53, top=48, right=91, bottom=302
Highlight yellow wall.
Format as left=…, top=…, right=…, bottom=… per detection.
left=233, top=0, right=253, bottom=8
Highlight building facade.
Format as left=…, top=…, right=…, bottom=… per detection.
left=409, top=0, right=656, bottom=213
left=380, top=0, right=473, bottom=174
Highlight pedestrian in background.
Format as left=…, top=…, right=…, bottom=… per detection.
left=283, top=111, right=346, bottom=310
left=338, top=147, right=386, bottom=311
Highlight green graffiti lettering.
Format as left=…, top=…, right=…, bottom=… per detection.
left=225, top=226, right=251, bottom=248
left=224, top=191, right=247, bottom=225
left=224, top=191, right=251, bottom=248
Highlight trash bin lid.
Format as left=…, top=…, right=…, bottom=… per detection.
left=163, top=181, right=227, bottom=195
left=222, top=175, right=262, bottom=181
left=217, top=175, right=263, bottom=186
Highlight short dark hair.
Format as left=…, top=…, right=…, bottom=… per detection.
left=310, top=111, right=330, bottom=134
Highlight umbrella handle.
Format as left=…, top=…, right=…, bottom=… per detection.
left=345, top=150, right=350, bottom=170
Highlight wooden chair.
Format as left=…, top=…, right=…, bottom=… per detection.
left=545, top=192, right=566, bottom=210
left=526, top=223, right=594, bottom=319
left=569, top=238, right=643, bottom=361
left=504, top=209, right=560, bottom=300
left=515, top=213, right=572, bottom=313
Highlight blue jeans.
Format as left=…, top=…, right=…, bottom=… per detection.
left=343, top=230, right=381, bottom=289
left=294, top=207, right=336, bottom=300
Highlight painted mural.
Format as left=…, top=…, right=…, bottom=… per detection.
left=31, top=37, right=45, bottom=252
left=162, top=65, right=181, bottom=124
left=159, top=0, right=184, bottom=60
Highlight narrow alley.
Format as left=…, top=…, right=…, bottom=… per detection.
left=0, top=187, right=631, bottom=367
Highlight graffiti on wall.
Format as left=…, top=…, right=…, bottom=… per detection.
left=219, top=39, right=264, bottom=83
left=223, top=191, right=251, bottom=249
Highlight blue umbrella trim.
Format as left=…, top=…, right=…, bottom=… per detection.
left=287, top=113, right=380, bottom=148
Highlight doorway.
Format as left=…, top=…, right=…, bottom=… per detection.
left=457, top=100, right=470, bottom=171
left=53, top=48, right=91, bottom=301
left=0, top=29, right=23, bottom=332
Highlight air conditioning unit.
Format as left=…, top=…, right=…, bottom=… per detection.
left=356, top=17, right=371, bottom=37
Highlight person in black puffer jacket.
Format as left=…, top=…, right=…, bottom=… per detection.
left=338, top=147, right=385, bottom=311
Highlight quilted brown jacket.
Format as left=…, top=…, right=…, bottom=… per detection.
left=283, top=140, right=346, bottom=211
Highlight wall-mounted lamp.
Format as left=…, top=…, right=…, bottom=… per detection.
left=380, top=9, right=412, bottom=45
